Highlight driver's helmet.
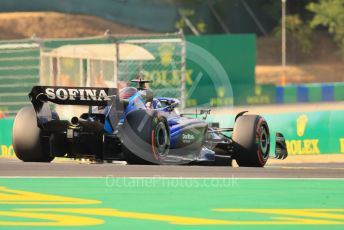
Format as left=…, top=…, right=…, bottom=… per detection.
left=139, top=88, right=154, bottom=102
left=119, top=87, right=137, bottom=100
left=152, top=98, right=162, bottom=109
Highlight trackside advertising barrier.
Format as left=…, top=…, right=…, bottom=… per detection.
left=0, top=118, right=14, bottom=158
left=199, top=109, right=344, bottom=156
left=184, top=82, right=344, bottom=107
left=1, top=110, right=343, bottom=159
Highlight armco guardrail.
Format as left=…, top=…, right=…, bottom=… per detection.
left=276, top=83, right=344, bottom=104
left=185, top=82, right=344, bottom=107
left=1, top=109, right=343, bottom=159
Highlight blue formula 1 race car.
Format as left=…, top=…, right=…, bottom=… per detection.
left=12, top=79, right=288, bottom=167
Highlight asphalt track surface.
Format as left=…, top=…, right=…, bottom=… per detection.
left=1, top=158, right=344, bottom=178
left=1, top=158, right=344, bottom=230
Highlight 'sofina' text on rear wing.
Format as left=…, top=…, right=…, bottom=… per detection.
left=28, top=86, right=119, bottom=124
left=29, top=86, right=118, bottom=107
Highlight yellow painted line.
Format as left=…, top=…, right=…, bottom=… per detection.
left=0, top=210, right=103, bottom=226
left=1, top=186, right=344, bottom=226
left=15, top=208, right=344, bottom=226
left=213, top=209, right=344, bottom=224
left=0, top=186, right=100, bottom=205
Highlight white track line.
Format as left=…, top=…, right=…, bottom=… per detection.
left=0, top=176, right=344, bottom=180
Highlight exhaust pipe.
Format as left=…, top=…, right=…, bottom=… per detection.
left=71, top=116, right=79, bottom=126
left=70, top=116, right=103, bottom=133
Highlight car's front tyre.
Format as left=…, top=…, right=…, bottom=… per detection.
left=232, top=115, right=270, bottom=167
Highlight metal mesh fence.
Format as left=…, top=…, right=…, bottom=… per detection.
left=0, top=32, right=188, bottom=117
left=0, top=39, right=40, bottom=116
left=115, top=32, right=186, bottom=107
left=39, top=32, right=186, bottom=110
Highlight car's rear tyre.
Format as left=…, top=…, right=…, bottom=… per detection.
left=12, top=106, right=54, bottom=162
left=121, top=110, right=170, bottom=165
left=232, top=115, right=270, bottom=167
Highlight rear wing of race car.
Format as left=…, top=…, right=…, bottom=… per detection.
left=29, top=86, right=118, bottom=126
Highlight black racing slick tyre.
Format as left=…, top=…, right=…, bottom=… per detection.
left=232, top=115, right=270, bottom=167
left=12, top=106, right=54, bottom=162
left=121, top=110, right=170, bottom=165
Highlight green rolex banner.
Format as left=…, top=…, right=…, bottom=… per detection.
left=0, top=118, right=15, bottom=158
left=1, top=110, right=344, bottom=158
left=266, top=110, right=344, bottom=155
left=233, top=84, right=276, bottom=105
left=201, top=110, right=344, bottom=156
